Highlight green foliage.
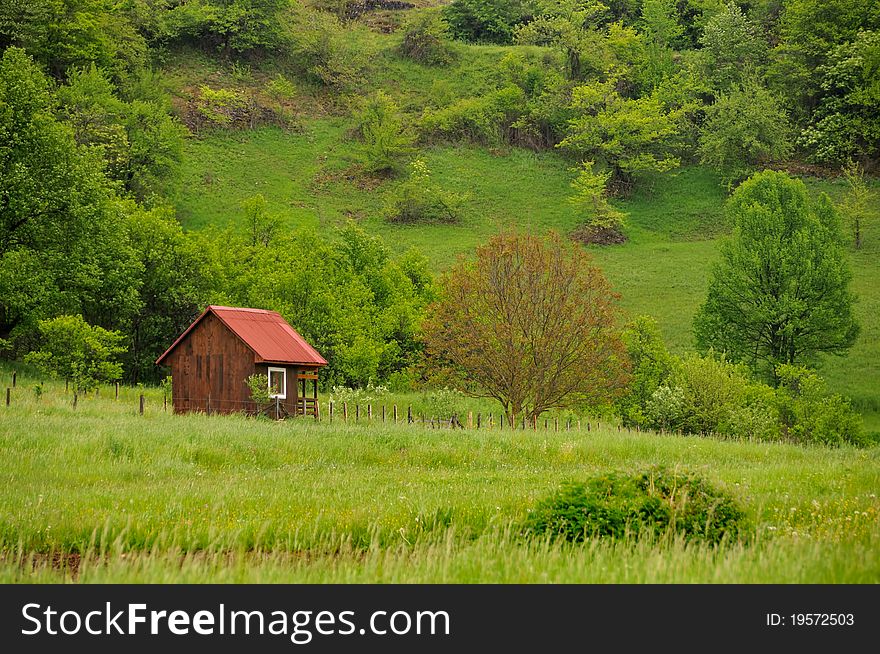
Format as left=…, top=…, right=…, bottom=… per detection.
left=195, top=85, right=250, bottom=128
left=560, top=78, right=683, bottom=187
left=838, top=160, right=873, bottom=249
left=354, top=91, right=415, bottom=175
left=698, top=77, right=793, bottom=189
left=694, top=171, right=859, bottom=382
left=649, top=353, right=772, bottom=437
left=419, top=386, right=466, bottom=419
left=207, top=219, right=434, bottom=387
left=245, top=373, right=272, bottom=405
left=240, top=194, right=281, bottom=247
left=0, top=0, right=147, bottom=80
left=384, top=159, right=467, bottom=224
left=640, top=0, right=684, bottom=49
left=523, top=467, right=748, bottom=544
left=25, top=315, right=126, bottom=392
left=420, top=84, right=526, bottom=145
left=265, top=73, right=296, bottom=123
left=615, top=316, right=673, bottom=427
left=399, top=9, right=456, bottom=66
left=287, top=4, right=369, bottom=89
left=57, top=64, right=187, bottom=201
left=774, top=365, right=865, bottom=446
left=698, top=2, right=767, bottom=93
left=799, top=31, right=880, bottom=165
left=568, top=161, right=626, bottom=229
left=443, top=0, right=534, bottom=44
left=0, top=47, right=142, bottom=345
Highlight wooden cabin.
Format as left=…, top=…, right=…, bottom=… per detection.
left=155, top=306, right=327, bottom=417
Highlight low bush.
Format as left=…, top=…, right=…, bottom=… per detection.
left=383, top=158, right=467, bottom=224
left=524, top=467, right=748, bottom=545
left=775, top=365, right=866, bottom=446
left=399, top=10, right=456, bottom=66
left=420, top=85, right=525, bottom=145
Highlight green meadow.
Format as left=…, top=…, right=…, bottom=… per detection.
left=1, top=374, right=878, bottom=583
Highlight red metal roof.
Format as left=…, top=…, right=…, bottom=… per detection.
left=156, top=306, right=327, bottom=367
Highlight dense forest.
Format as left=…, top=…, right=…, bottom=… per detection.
left=1, top=0, right=878, bottom=440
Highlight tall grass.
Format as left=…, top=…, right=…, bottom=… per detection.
left=1, top=373, right=877, bottom=582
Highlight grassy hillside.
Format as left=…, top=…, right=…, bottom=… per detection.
left=1, top=374, right=878, bottom=583
left=169, top=119, right=880, bottom=428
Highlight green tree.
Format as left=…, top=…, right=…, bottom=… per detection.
left=798, top=31, right=880, bottom=165
left=699, top=2, right=767, bottom=93
left=423, top=230, right=628, bottom=424
left=0, top=0, right=147, bottom=80
left=25, top=314, right=126, bottom=392
left=615, top=315, right=673, bottom=427
left=568, top=161, right=626, bottom=230
left=56, top=64, right=186, bottom=200
left=838, top=160, right=873, bottom=250
left=694, top=170, right=859, bottom=383
left=641, top=0, right=684, bottom=49
left=698, top=77, right=792, bottom=189
left=0, top=47, right=142, bottom=345
left=560, top=78, right=682, bottom=189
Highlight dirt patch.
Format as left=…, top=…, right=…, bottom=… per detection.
left=570, top=224, right=628, bottom=246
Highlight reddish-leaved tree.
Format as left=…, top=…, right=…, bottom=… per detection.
left=423, top=230, right=628, bottom=425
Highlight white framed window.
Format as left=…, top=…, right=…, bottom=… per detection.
left=268, top=367, right=287, bottom=399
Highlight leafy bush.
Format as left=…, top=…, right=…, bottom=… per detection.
left=419, top=386, right=466, bottom=419
left=25, top=315, right=127, bottom=393
left=568, top=161, right=626, bottom=231
left=353, top=91, right=415, bottom=175
left=699, top=77, right=793, bottom=189
left=287, top=5, right=368, bottom=89
left=524, top=467, right=748, bottom=544
left=245, top=374, right=272, bottom=405
left=384, top=158, right=466, bottom=224
left=615, top=316, right=674, bottom=427
left=420, top=85, right=526, bottom=145
left=775, top=365, right=865, bottom=446
left=399, top=10, right=456, bottom=66
left=195, top=86, right=250, bottom=128
left=442, top=0, right=533, bottom=44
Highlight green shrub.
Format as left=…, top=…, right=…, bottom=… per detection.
left=420, top=85, right=526, bottom=145
left=383, top=158, right=467, bottom=224
left=442, top=0, right=533, bottom=44
left=399, top=10, right=456, bottom=66
left=524, top=467, right=748, bottom=544
left=195, top=86, right=250, bottom=128
left=775, top=365, right=865, bottom=446
left=615, top=316, right=674, bottom=427
left=353, top=91, right=415, bottom=175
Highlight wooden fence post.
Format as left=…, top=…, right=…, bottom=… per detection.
left=467, top=412, right=473, bottom=429
left=139, top=394, right=144, bottom=415
left=115, top=381, right=119, bottom=399
left=73, top=392, right=78, bottom=410
left=343, top=402, right=348, bottom=422
left=329, top=401, right=334, bottom=423
left=393, top=404, right=398, bottom=424
left=11, top=371, right=16, bottom=388
left=477, top=413, right=481, bottom=429
left=356, top=404, right=360, bottom=422
left=5, top=388, right=9, bottom=407
left=367, top=404, right=372, bottom=422
left=577, top=419, right=581, bottom=431
left=554, top=417, right=558, bottom=432
left=407, top=406, right=412, bottom=423
left=382, top=405, right=386, bottom=423
left=164, top=393, right=167, bottom=412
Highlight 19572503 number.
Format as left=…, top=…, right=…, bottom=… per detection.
left=766, top=613, right=854, bottom=626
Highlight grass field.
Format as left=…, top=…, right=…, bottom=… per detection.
left=1, top=374, right=878, bottom=583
